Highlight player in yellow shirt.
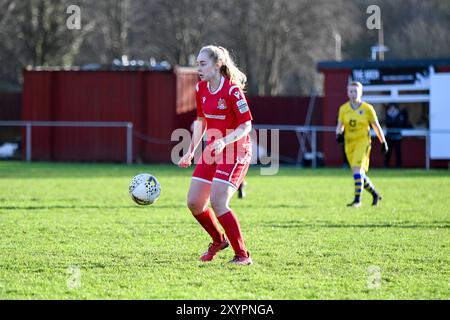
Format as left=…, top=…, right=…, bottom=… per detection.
left=336, top=82, right=388, bottom=207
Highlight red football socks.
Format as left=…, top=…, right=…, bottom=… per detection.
left=217, top=210, right=248, bottom=257
left=193, top=208, right=224, bottom=243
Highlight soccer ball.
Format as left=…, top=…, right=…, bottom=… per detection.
left=129, top=173, right=161, bottom=205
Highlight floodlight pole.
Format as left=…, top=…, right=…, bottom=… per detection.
left=334, top=32, right=342, bottom=61
left=378, top=19, right=385, bottom=60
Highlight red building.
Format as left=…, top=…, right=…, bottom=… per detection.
left=318, top=58, right=450, bottom=168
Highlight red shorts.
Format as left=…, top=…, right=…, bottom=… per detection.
left=192, top=153, right=251, bottom=189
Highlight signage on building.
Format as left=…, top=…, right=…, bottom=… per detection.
left=352, top=67, right=432, bottom=85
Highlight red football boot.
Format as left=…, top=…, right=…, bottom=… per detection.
left=199, top=238, right=229, bottom=262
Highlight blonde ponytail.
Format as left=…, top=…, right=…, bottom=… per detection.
left=199, top=45, right=247, bottom=90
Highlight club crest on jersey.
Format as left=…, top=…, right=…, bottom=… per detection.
left=217, top=98, right=227, bottom=110
left=358, top=110, right=364, bottom=115
left=202, top=97, right=206, bottom=104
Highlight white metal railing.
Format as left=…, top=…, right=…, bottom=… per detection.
left=253, top=125, right=334, bottom=168
left=253, top=124, right=450, bottom=169
left=1, top=122, right=448, bottom=168
left=0, top=121, right=133, bottom=164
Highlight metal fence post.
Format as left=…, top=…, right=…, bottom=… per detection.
left=426, top=131, right=430, bottom=170
left=311, top=128, right=317, bottom=168
left=26, top=122, right=32, bottom=162
left=127, top=122, right=133, bottom=165
left=295, top=130, right=303, bottom=166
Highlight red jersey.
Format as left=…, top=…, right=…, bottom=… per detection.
left=195, top=76, right=253, bottom=162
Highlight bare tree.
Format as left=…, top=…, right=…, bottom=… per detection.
left=0, top=0, right=94, bottom=90
left=1, top=0, right=449, bottom=94
left=349, top=0, right=450, bottom=60
left=15, top=0, right=93, bottom=66
left=224, top=0, right=359, bottom=95
left=141, top=0, right=221, bottom=66
left=82, top=0, right=133, bottom=64
left=0, top=0, right=16, bottom=28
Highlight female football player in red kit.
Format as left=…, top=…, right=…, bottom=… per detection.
left=178, top=45, right=253, bottom=265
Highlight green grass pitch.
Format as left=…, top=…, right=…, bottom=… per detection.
left=0, top=161, right=449, bottom=299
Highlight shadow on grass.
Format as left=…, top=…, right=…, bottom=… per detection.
left=0, top=204, right=187, bottom=211
left=263, top=221, right=450, bottom=229
left=247, top=167, right=450, bottom=178
left=1, top=161, right=448, bottom=178
left=234, top=204, right=312, bottom=210
left=0, top=161, right=189, bottom=178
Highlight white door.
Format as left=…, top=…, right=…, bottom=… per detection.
left=430, top=73, right=450, bottom=159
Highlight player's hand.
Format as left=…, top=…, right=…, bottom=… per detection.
left=381, top=142, right=389, bottom=155
left=209, top=138, right=226, bottom=155
left=178, top=152, right=194, bottom=168
left=336, top=133, right=344, bottom=144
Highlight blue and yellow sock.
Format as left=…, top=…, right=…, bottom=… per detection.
left=363, top=175, right=378, bottom=196
left=353, top=173, right=363, bottom=203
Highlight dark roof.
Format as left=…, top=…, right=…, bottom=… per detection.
left=317, top=58, right=450, bottom=71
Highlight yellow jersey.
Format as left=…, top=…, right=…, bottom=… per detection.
left=338, top=101, right=378, bottom=143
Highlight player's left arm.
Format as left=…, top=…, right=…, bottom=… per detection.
left=224, top=120, right=252, bottom=144
left=368, top=104, right=388, bottom=154
left=371, top=120, right=386, bottom=144
left=210, top=86, right=253, bottom=154
left=371, top=119, right=389, bottom=154
left=210, top=121, right=252, bottom=154
left=367, top=104, right=386, bottom=144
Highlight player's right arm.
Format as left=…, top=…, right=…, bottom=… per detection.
left=178, top=83, right=207, bottom=168
left=190, top=117, right=207, bottom=154
left=368, top=104, right=389, bottom=154
left=336, top=107, right=345, bottom=143
left=178, top=117, right=207, bottom=168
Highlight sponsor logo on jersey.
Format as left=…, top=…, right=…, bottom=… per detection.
left=205, top=113, right=226, bottom=120
left=237, top=99, right=249, bottom=113
left=234, top=91, right=241, bottom=99
left=217, top=98, right=227, bottom=110
left=216, top=169, right=230, bottom=176
left=202, top=97, right=206, bottom=104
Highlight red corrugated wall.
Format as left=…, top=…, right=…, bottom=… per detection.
left=320, top=69, right=352, bottom=167
left=141, top=71, right=176, bottom=162
left=22, top=71, right=54, bottom=160
left=21, top=70, right=326, bottom=165
left=248, top=96, right=324, bottom=163
left=22, top=68, right=199, bottom=163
